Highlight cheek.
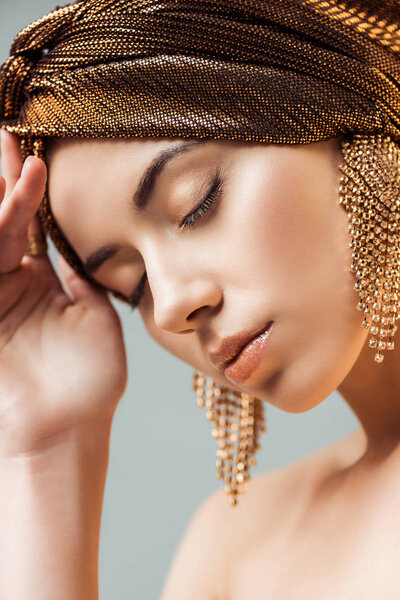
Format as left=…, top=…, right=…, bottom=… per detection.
left=260, top=155, right=360, bottom=332
left=225, top=149, right=356, bottom=319
left=226, top=151, right=368, bottom=409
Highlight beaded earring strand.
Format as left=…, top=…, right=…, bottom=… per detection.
left=339, top=134, right=400, bottom=363
left=193, top=371, right=267, bottom=507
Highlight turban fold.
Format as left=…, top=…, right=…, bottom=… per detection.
left=1, top=0, right=400, bottom=303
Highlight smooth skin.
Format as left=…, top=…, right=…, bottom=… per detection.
left=0, top=129, right=128, bottom=599
left=0, top=131, right=127, bottom=456
left=47, top=134, right=365, bottom=412
left=2, top=128, right=400, bottom=598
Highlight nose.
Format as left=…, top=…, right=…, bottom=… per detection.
left=149, top=264, right=222, bottom=334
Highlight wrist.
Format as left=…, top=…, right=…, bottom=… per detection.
left=0, top=419, right=112, bottom=463
left=0, top=422, right=111, bottom=600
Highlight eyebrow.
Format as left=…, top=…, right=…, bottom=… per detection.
left=83, top=139, right=207, bottom=275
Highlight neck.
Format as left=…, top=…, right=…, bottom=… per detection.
left=338, top=336, right=400, bottom=458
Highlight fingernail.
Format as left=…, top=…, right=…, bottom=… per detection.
left=0, top=128, right=7, bottom=145
left=22, top=155, right=34, bottom=174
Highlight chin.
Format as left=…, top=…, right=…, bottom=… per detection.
left=250, top=364, right=340, bottom=414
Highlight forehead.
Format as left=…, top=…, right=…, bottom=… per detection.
left=46, top=136, right=185, bottom=258
left=47, top=136, right=178, bottom=187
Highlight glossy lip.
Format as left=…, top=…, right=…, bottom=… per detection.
left=224, top=322, right=274, bottom=385
left=208, top=320, right=274, bottom=375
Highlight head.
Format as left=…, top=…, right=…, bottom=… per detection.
left=2, top=0, right=400, bottom=415
left=46, top=133, right=371, bottom=412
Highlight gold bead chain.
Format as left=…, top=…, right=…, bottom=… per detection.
left=339, top=134, right=400, bottom=363
left=193, top=370, right=267, bottom=507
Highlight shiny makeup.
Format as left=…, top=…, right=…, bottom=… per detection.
left=48, top=136, right=370, bottom=411
left=224, top=321, right=274, bottom=385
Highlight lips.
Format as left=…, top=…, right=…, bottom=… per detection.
left=208, top=321, right=274, bottom=376
left=224, top=323, right=273, bottom=384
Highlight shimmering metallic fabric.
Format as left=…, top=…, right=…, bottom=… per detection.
left=1, top=0, right=400, bottom=304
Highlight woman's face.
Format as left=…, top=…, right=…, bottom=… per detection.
left=47, top=136, right=368, bottom=412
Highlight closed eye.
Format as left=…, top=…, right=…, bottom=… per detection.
left=125, top=170, right=224, bottom=311
left=127, top=271, right=148, bottom=312
left=179, top=170, right=224, bottom=229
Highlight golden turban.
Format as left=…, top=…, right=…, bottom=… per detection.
left=1, top=0, right=399, bottom=303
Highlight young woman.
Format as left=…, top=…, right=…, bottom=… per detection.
left=1, top=0, right=400, bottom=597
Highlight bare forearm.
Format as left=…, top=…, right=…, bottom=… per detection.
left=0, top=426, right=111, bottom=600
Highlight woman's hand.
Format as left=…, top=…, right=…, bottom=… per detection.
left=0, top=130, right=128, bottom=457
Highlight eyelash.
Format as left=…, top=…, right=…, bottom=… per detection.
left=127, top=271, right=148, bottom=312
left=179, top=174, right=223, bottom=229
left=127, top=173, right=224, bottom=311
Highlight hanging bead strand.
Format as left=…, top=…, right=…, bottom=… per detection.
left=338, top=134, right=400, bottom=363
left=193, top=370, right=267, bottom=507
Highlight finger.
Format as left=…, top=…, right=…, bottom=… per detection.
left=0, top=156, right=46, bottom=233
left=0, top=130, right=23, bottom=195
left=0, top=157, right=47, bottom=273
left=58, top=253, right=111, bottom=309
left=0, top=175, right=6, bottom=207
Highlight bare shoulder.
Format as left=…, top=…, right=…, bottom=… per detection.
left=159, top=428, right=366, bottom=600
left=209, top=428, right=367, bottom=597
left=159, top=485, right=235, bottom=600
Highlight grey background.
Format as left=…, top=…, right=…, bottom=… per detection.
left=0, top=2, right=359, bottom=598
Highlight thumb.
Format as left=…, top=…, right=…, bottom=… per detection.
left=57, top=253, right=110, bottom=309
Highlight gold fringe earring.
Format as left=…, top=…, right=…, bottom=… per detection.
left=193, top=370, right=267, bottom=507
left=339, top=134, right=400, bottom=363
